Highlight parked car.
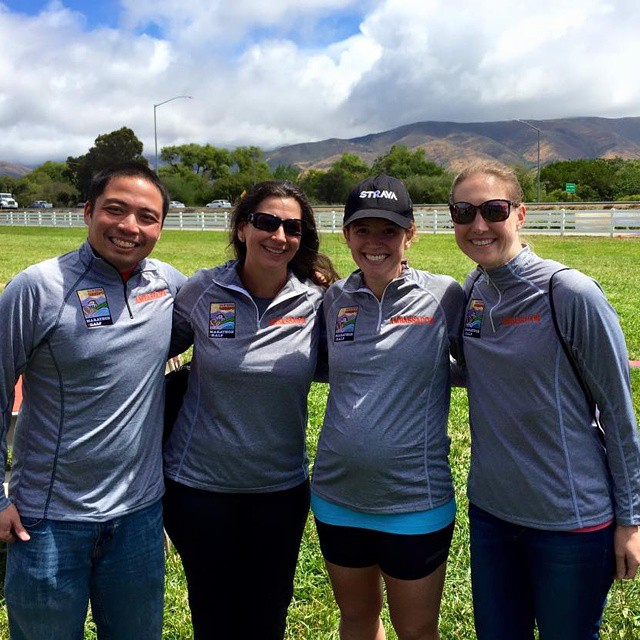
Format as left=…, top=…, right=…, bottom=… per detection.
left=27, top=200, right=53, bottom=209
left=0, top=192, right=18, bottom=209
left=169, top=200, right=186, bottom=209
left=206, top=200, right=232, bottom=208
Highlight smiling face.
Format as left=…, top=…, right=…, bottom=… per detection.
left=344, top=217, right=413, bottom=297
left=238, top=196, right=302, bottom=280
left=84, top=175, right=164, bottom=272
left=452, top=173, right=526, bottom=269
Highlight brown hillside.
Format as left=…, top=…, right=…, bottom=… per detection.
left=265, top=116, right=640, bottom=171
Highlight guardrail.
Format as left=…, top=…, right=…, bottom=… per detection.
left=1, top=207, right=639, bottom=237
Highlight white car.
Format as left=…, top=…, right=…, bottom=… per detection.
left=0, top=192, right=18, bottom=209
left=169, top=200, right=186, bottom=209
left=206, top=200, right=232, bottom=208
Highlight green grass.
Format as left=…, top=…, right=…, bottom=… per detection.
left=0, top=227, right=639, bottom=638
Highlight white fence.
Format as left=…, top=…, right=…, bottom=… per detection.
left=1, top=207, right=639, bottom=237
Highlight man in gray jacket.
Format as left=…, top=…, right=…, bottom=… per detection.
left=0, top=162, right=185, bottom=640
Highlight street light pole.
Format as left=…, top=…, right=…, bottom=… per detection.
left=516, top=119, right=542, bottom=203
left=153, top=95, right=193, bottom=173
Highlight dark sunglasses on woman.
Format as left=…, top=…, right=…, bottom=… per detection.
left=449, top=199, right=518, bottom=225
left=247, top=212, right=306, bottom=237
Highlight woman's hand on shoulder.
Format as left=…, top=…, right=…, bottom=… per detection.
left=614, top=524, right=640, bottom=580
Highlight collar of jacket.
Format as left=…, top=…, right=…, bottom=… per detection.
left=341, top=264, right=414, bottom=295
left=212, top=259, right=318, bottom=301
left=477, top=244, right=534, bottom=288
left=79, top=240, right=152, bottom=280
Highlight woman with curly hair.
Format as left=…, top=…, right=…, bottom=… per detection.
left=164, top=181, right=338, bottom=639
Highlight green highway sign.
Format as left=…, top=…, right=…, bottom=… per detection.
left=565, top=183, right=576, bottom=193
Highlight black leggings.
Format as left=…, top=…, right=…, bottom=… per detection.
left=163, top=478, right=310, bottom=640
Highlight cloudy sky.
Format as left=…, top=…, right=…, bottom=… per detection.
left=2, top=0, right=640, bottom=166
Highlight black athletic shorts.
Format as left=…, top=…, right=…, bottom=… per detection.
left=315, top=518, right=455, bottom=580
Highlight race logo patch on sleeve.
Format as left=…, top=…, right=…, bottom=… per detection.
left=334, top=306, right=359, bottom=342
left=209, top=302, right=236, bottom=338
left=464, top=299, right=484, bottom=338
left=77, top=288, right=113, bottom=327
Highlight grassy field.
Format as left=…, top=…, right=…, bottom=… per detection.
left=0, top=226, right=639, bottom=639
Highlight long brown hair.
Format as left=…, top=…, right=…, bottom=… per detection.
left=229, top=181, right=339, bottom=287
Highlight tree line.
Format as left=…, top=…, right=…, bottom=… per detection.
left=3, top=127, right=640, bottom=207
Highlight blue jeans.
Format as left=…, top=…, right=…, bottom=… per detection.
left=4, top=500, right=165, bottom=640
left=469, top=503, right=615, bottom=640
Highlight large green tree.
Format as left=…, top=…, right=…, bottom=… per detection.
left=161, top=143, right=232, bottom=180
left=371, top=145, right=444, bottom=180
left=298, top=154, right=370, bottom=204
left=202, top=146, right=272, bottom=200
left=404, top=174, right=454, bottom=204
left=539, top=158, right=637, bottom=201
left=67, top=127, right=146, bottom=198
left=610, top=159, right=640, bottom=199
left=231, top=146, right=271, bottom=183
left=273, top=165, right=301, bottom=182
left=159, top=165, right=213, bottom=206
left=7, top=162, right=79, bottom=207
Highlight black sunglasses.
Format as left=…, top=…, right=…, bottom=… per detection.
left=247, top=212, right=306, bottom=237
left=449, top=199, right=518, bottom=225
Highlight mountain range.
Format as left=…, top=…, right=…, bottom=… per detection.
left=4, top=116, right=640, bottom=178
left=0, top=161, right=32, bottom=178
left=264, top=116, right=640, bottom=171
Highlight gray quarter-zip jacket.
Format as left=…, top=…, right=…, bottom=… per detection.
left=0, top=240, right=186, bottom=521
left=311, top=267, right=465, bottom=513
left=463, top=246, right=640, bottom=529
left=164, top=260, right=324, bottom=492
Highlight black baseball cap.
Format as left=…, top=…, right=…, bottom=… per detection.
left=343, top=174, right=413, bottom=229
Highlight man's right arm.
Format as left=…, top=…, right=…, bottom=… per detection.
left=0, top=271, right=41, bottom=538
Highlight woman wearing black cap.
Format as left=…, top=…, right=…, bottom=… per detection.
left=311, top=174, right=465, bottom=639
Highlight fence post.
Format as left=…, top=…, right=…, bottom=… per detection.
left=561, top=209, right=565, bottom=237
left=610, top=208, right=615, bottom=238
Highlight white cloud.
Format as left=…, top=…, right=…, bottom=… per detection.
left=119, top=0, right=360, bottom=45
left=341, top=0, right=640, bottom=127
left=1, top=0, right=640, bottom=165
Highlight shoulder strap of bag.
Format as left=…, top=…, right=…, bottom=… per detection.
left=548, top=268, right=601, bottom=428
left=464, top=269, right=484, bottom=307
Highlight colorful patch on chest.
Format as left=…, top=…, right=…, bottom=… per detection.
left=334, top=306, right=359, bottom=342
left=464, top=299, right=484, bottom=338
left=77, top=288, right=113, bottom=327
left=209, top=302, right=236, bottom=338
